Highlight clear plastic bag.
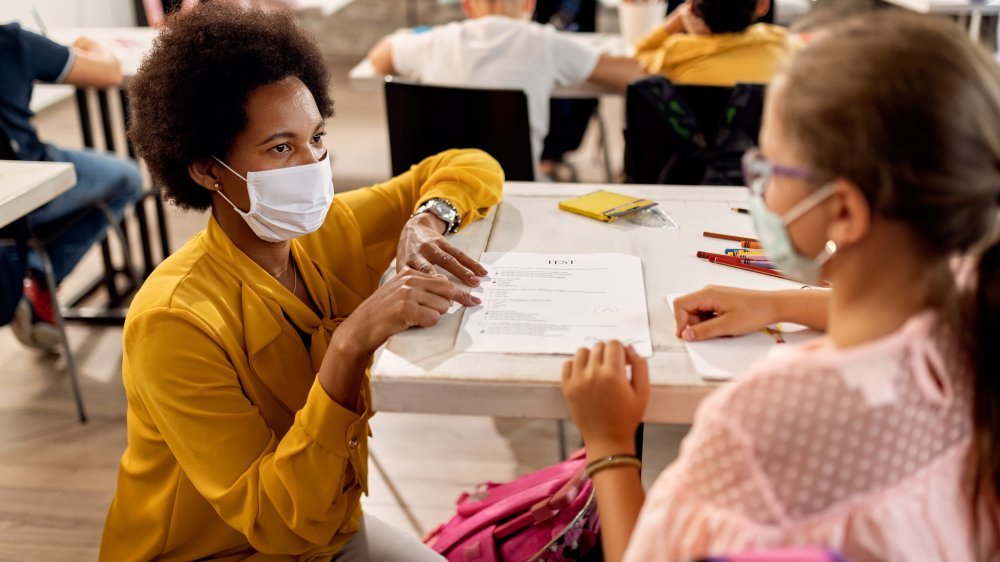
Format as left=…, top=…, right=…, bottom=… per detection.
left=621, top=205, right=678, bottom=229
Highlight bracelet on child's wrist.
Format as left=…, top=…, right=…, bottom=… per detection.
left=585, top=454, right=642, bottom=478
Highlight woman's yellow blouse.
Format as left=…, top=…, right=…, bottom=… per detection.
left=100, top=149, right=503, bottom=561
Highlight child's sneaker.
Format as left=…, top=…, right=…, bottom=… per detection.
left=9, top=277, right=60, bottom=352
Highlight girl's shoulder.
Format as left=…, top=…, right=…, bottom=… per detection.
left=692, top=309, right=973, bottom=519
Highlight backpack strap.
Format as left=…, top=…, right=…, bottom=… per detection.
left=493, top=464, right=589, bottom=539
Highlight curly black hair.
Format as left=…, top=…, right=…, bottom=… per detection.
left=127, top=2, right=334, bottom=211
left=692, top=0, right=760, bottom=33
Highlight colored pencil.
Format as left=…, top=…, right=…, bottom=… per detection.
left=697, top=252, right=778, bottom=270
left=708, top=256, right=790, bottom=279
left=724, top=248, right=767, bottom=257
left=703, top=231, right=759, bottom=244
left=696, top=250, right=730, bottom=260
left=732, top=258, right=777, bottom=269
left=731, top=207, right=750, bottom=215
left=741, top=240, right=764, bottom=249
left=708, top=257, right=830, bottom=287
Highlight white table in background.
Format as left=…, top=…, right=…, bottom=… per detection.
left=882, top=0, right=1000, bottom=40
left=371, top=182, right=810, bottom=425
left=294, top=0, right=357, bottom=15
left=49, top=27, right=157, bottom=81
left=33, top=28, right=157, bottom=128
left=0, top=161, right=76, bottom=229
left=348, top=32, right=627, bottom=99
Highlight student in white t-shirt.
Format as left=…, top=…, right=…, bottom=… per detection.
left=368, top=0, right=645, bottom=172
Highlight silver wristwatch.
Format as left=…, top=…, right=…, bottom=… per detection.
left=412, top=198, right=461, bottom=234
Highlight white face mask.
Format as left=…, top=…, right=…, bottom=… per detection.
left=212, top=154, right=334, bottom=243
left=750, top=184, right=837, bottom=285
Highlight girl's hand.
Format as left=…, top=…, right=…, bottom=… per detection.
left=396, top=213, right=486, bottom=287
left=561, top=341, right=650, bottom=460
left=673, top=285, right=780, bottom=341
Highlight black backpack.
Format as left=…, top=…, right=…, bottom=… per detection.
left=624, top=75, right=766, bottom=186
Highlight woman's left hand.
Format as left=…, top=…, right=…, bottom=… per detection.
left=396, top=213, right=487, bottom=287
left=561, top=341, right=650, bottom=460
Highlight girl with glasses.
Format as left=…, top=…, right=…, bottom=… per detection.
left=562, top=10, right=1000, bottom=562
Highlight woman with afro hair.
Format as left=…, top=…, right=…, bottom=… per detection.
left=99, top=3, right=502, bottom=560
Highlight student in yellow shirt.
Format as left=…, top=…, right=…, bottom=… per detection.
left=634, top=0, right=789, bottom=86
left=99, top=4, right=502, bottom=561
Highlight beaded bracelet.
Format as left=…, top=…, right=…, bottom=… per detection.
left=585, top=454, right=642, bottom=478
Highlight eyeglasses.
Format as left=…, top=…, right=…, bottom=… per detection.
left=741, top=147, right=822, bottom=197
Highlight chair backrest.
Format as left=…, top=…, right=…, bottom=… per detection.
left=624, top=75, right=765, bottom=185
left=384, top=79, right=535, bottom=181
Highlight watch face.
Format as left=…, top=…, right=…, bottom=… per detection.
left=434, top=201, right=457, bottom=221
left=418, top=199, right=458, bottom=233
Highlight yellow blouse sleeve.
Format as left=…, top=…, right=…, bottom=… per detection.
left=124, top=306, right=361, bottom=553
left=335, top=148, right=504, bottom=275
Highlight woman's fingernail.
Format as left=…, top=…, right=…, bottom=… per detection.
left=682, top=327, right=695, bottom=341
left=468, top=276, right=479, bottom=285
left=472, top=295, right=482, bottom=304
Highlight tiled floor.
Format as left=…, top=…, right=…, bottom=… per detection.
left=0, top=65, right=689, bottom=560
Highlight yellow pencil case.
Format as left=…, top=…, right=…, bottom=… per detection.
left=558, top=190, right=658, bottom=222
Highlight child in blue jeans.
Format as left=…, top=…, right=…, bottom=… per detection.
left=0, top=24, right=143, bottom=350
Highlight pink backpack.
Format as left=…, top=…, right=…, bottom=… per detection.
left=424, top=449, right=599, bottom=562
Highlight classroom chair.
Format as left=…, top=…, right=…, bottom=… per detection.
left=623, top=75, right=766, bottom=186
left=384, top=78, right=536, bottom=181
left=0, top=125, right=136, bottom=423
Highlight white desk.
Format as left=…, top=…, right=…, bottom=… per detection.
left=882, top=0, right=1000, bottom=40
left=348, top=32, right=627, bottom=99
left=371, top=182, right=810, bottom=424
left=0, top=161, right=76, bottom=229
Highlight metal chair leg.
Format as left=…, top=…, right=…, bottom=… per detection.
left=29, top=240, right=87, bottom=423
left=595, top=110, right=614, bottom=183
left=95, top=203, right=139, bottom=288
left=154, top=194, right=171, bottom=260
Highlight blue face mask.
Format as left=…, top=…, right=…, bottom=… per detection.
left=749, top=184, right=838, bottom=285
